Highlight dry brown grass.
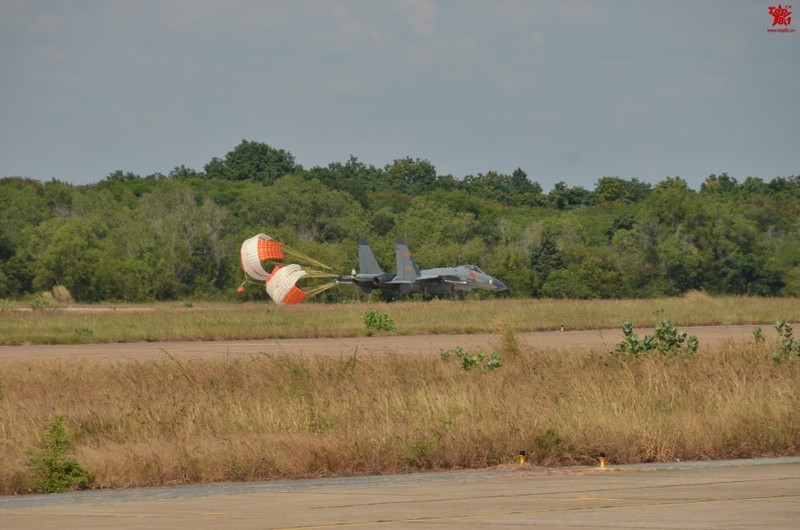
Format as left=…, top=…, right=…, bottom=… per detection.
left=2, top=339, right=798, bottom=493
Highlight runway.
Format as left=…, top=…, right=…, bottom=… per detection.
left=2, top=458, right=798, bottom=529
left=0, top=325, right=760, bottom=364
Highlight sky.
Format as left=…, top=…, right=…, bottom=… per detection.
left=1, top=0, right=798, bottom=191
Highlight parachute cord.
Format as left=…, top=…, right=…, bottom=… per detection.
left=303, top=281, right=339, bottom=298
left=280, top=248, right=334, bottom=272
left=255, top=260, right=338, bottom=279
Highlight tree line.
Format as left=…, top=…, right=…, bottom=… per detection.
left=1, top=140, right=798, bottom=303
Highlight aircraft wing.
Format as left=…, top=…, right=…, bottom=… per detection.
left=415, top=273, right=468, bottom=285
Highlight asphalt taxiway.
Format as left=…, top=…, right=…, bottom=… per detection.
left=2, top=458, right=798, bottom=529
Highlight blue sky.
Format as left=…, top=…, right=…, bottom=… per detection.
left=1, top=0, right=798, bottom=191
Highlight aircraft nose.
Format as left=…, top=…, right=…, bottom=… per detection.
left=491, top=278, right=507, bottom=291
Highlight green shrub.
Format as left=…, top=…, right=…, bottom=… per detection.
left=615, top=320, right=698, bottom=357
left=772, top=321, right=800, bottom=363
left=363, top=309, right=396, bottom=333
left=27, top=415, right=89, bottom=493
left=459, top=350, right=484, bottom=371
left=30, top=295, right=52, bottom=311
left=484, top=352, right=503, bottom=370
left=439, top=346, right=502, bottom=371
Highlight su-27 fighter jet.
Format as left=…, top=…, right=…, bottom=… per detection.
left=338, top=237, right=507, bottom=298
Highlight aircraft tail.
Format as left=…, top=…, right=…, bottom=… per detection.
left=394, top=237, right=421, bottom=281
left=358, top=238, right=384, bottom=275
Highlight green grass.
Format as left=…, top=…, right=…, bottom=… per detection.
left=2, top=295, right=799, bottom=345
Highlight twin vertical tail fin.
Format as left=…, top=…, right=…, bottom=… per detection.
left=357, top=236, right=421, bottom=282
left=357, top=238, right=384, bottom=275
left=394, top=237, right=421, bottom=281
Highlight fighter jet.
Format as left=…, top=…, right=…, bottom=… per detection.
left=339, top=237, right=507, bottom=298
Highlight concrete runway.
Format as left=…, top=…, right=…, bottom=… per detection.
left=2, top=458, right=798, bottom=529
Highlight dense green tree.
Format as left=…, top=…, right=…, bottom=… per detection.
left=304, top=156, right=384, bottom=208
left=490, top=247, right=531, bottom=297
left=31, top=216, right=105, bottom=301
left=2, top=141, right=798, bottom=302
left=604, top=213, right=636, bottom=242
left=237, top=174, right=370, bottom=245
left=766, top=175, right=800, bottom=196
left=135, top=182, right=229, bottom=297
left=700, top=173, right=738, bottom=195
left=740, top=176, right=769, bottom=196
left=204, top=140, right=298, bottom=184
left=394, top=197, right=481, bottom=267
left=541, top=257, right=622, bottom=299
left=594, top=176, right=652, bottom=202
left=0, top=178, right=54, bottom=296
left=529, top=234, right=565, bottom=295
left=461, top=169, right=546, bottom=206
left=716, top=252, right=784, bottom=296
left=384, top=157, right=438, bottom=194
left=369, top=207, right=396, bottom=236
left=169, top=165, right=201, bottom=179
left=95, top=171, right=160, bottom=202
left=548, top=182, right=596, bottom=209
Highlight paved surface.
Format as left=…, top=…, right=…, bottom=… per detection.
left=1, top=458, right=798, bottom=529
left=0, top=325, right=760, bottom=364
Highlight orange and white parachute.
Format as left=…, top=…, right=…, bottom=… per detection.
left=265, top=264, right=309, bottom=304
left=239, top=234, right=337, bottom=305
left=240, top=234, right=284, bottom=281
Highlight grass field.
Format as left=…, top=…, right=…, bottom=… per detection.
left=2, top=295, right=799, bottom=345
left=1, top=296, right=799, bottom=494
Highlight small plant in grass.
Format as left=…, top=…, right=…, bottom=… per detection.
left=30, top=295, right=52, bottom=311
left=494, top=319, right=522, bottom=359
left=531, top=428, right=567, bottom=463
left=684, top=334, right=699, bottom=354
left=439, top=346, right=502, bottom=371
left=753, top=326, right=765, bottom=343
left=615, top=320, right=698, bottom=357
left=363, top=309, right=396, bottom=334
left=459, top=350, right=485, bottom=371
left=616, top=321, right=653, bottom=355
left=484, top=352, right=502, bottom=370
left=75, top=327, right=93, bottom=337
left=772, top=321, right=800, bottom=363
left=27, top=415, right=89, bottom=493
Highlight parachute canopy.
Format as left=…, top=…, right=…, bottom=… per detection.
left=240, top=234, right=283, bottom=282
left=239, top=234, right=337, bottom=305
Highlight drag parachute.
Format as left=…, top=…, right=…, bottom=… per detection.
left=239, top=233, right=337, bottom=305
left=266, top=264, right=309, bottom=305
left=240, top=234, right=284, bottom=282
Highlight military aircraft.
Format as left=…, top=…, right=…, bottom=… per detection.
left=338, top=237, right=507, bottom=298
